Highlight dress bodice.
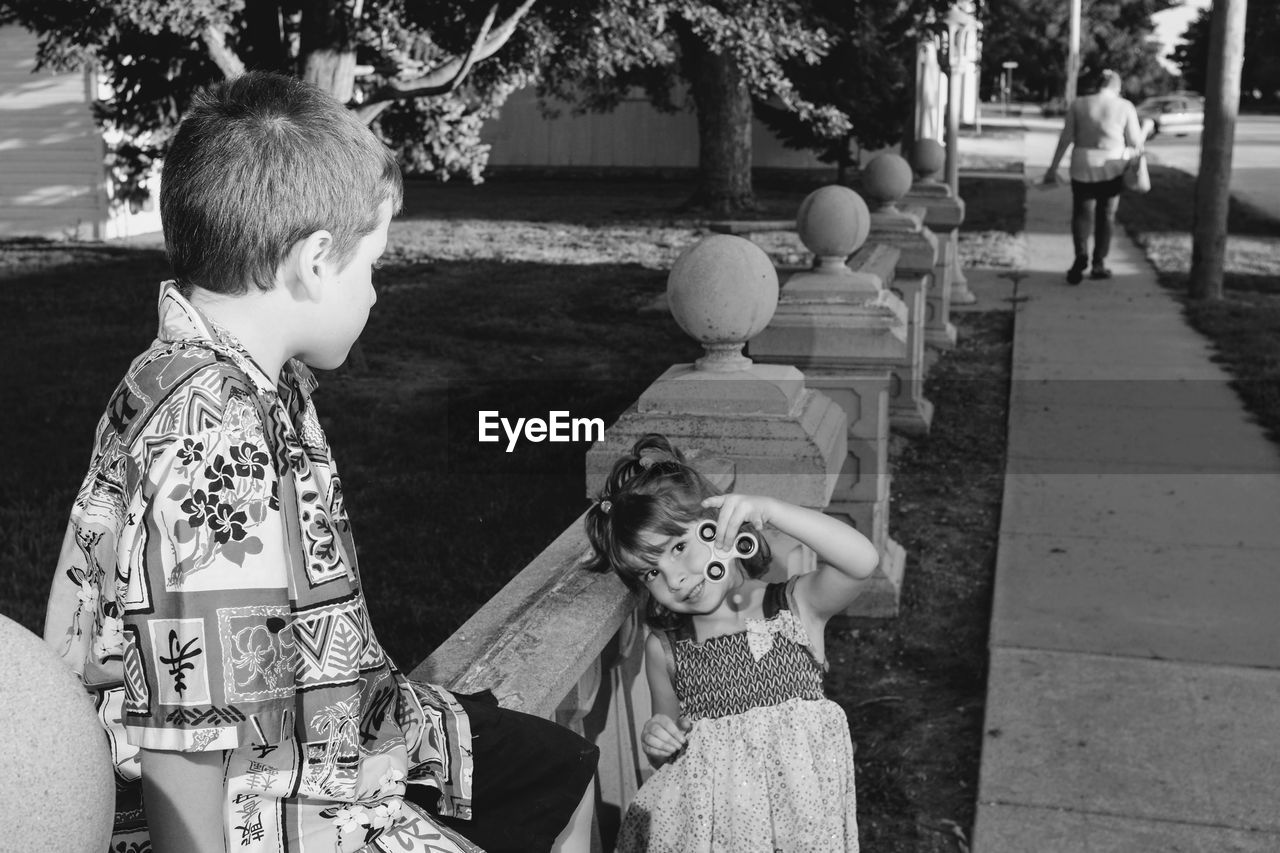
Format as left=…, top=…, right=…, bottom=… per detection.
left=669, top=581, right=826, bottom=720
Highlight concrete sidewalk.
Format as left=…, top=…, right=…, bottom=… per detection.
left=969, top=118, right=1280, bottom=851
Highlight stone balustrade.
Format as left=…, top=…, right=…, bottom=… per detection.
left=587, top=234, right=846, bottom=509
left=749, top=185, right=909, bottom=616
left=862, top=151, right=939, bottom=435
left=410, top=517, right=649, bottom=851
left=904, top=139, right=971, bottom=346
left=413, top=234, right=852, bottom=850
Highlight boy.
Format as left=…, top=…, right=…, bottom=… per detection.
left=43, top=72, right=596, bottom=853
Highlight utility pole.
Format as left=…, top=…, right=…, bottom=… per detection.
left=1190, top=0, right=1248, bottom=300
left=1065, top=0, right=1081, bottom=102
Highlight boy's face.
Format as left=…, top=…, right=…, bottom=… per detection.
left=300, top=199, right=393, bottom=370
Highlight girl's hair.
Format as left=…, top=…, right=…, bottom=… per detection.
left=584, top=434, right=772, bottom=631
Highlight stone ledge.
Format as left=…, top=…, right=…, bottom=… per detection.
left=411, top=515, right=636, bottom=720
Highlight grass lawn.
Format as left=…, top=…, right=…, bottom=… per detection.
left=1118, top=164, right=1280, bottom=445
left=1, top=173, right=1021, bottom=851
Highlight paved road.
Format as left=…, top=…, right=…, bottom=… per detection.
left=1141, top=114, right=1280, bottom=220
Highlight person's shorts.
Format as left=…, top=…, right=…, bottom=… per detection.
left=406, top=690, right=599, bottom=853
left=1071, top=175, right=1124, bottom=201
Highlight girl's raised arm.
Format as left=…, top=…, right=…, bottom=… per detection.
left=703, top=494, right=880, bottom=621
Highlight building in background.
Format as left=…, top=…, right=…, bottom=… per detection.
left=480, top=85, right=842, bottom=176
left=0, top=25, right=160, bottom=241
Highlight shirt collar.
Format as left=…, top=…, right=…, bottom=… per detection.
left=155, top=280, right=318, bottom=401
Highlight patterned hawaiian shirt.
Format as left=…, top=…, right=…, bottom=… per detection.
left=46, top=282, right=480, bottom=853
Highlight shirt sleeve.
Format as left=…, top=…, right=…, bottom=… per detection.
left=120, top=391, right=297, bottom=753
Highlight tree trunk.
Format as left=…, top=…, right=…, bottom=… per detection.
left=1190, top=0, right=1248, bottom=300
left=239, top=0, right=291, bottom=74
left=299, top=0, right=359, bottom=103
left=676, top=24, right=755, bottom=216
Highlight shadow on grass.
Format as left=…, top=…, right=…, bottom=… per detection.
left=1122, top=164, right=1280, bottom=239
left=400, top=174, right=836, bottom=226
left=1118, top=163, right=1280, bottom=448
left=0, top=247, right=697, bottom=665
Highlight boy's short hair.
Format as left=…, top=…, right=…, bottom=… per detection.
left=161, top=71, right=404, bottom=295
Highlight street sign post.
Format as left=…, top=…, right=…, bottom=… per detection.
left=1002, top=60, right=1019, bottom=115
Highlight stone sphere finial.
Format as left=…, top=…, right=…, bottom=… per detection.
left=910, top=138, right=946, bottom=181
left=795, top=185, right=871, bottom=273
left=863, top=152, right=914, bottom=211
left=0, top=615, right=114, bottom=851
left=668, top=234, right=779, bottom=372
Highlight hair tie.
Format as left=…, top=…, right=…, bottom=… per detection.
left=599, top=499, right=612, bottom=514
left=638, top=456, right=655, bottom=469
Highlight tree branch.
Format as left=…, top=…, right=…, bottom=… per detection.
left=201, top=24, right=246, bottom=79
left=362, top=0, right=535, bottom=104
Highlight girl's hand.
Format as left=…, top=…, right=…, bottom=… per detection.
left=641, top=714, right=691, bottom=763
left=701, top=493, right=778, bottom=551
left=703, top=492, right=880, bottom=620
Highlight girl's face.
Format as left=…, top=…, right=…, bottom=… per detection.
left=632, top=520, right=739, bottom=615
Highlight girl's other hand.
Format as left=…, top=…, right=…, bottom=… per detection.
left=641, top=714, right=690, bottom=763
left=701, top=494, right=777, bottom=551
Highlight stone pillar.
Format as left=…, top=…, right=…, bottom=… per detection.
left=915, top=38, right=946, bottom=144
left=945, top=4, right=979, bottom=305
left=749, top=185, right=909, bottom=616
left=862, top=152, right=937, bottom=435
left=586, top=233, right=847, bottom=516
left=905, top=138, right=961, bottom=349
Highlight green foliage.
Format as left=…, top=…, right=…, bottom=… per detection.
left=1172, top=4, right=1280, bottom=106
left=0, top=0, right=541, bottom=202
left=359, top=0, right=547, bottom=183
left=754, top=0, right=951, bottom=170
left=536, top=0, right=852, bottom=138
left=978, top=0, right=1177, bottom=102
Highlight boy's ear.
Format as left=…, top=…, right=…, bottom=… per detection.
left=286, top=230, right=335, bottom=301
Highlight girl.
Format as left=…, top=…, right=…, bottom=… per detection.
left=585, top=434, right=879, bottom=852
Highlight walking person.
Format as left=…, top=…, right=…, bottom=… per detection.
left=1044, top=69, right=1145, bottom=283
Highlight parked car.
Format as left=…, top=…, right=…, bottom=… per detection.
left=1136, top=93, right=1205, bottom=138
left=1041, top=97, right=1067, bottom=118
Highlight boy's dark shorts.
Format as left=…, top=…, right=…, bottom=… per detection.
left=406, top=690, right=599, bottom=853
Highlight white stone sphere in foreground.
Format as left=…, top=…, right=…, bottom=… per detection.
left=667, top=235, right=779, bottom=371
left=0, top=614, right=114, bottom=852
left=796, top=185, right=871, bottom=259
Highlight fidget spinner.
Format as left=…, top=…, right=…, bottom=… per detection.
left=695, top=520, right=759, bottom=582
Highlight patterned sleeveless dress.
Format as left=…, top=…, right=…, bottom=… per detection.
left=616, top=580, right=860, bottom=852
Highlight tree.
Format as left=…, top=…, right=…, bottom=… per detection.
left=2, top=0, right=859, bottom=217
left=0, top=0, right=544, bottom=207
left=534, top=0, right=851, bottom=215
left=753, top=0, right=953, bottom=182
left=1173, top=3, right=1279, bottom=107
left=1190, top=0, right=1248, bottom=300
left=977, top=0, right=1177, bottom=103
